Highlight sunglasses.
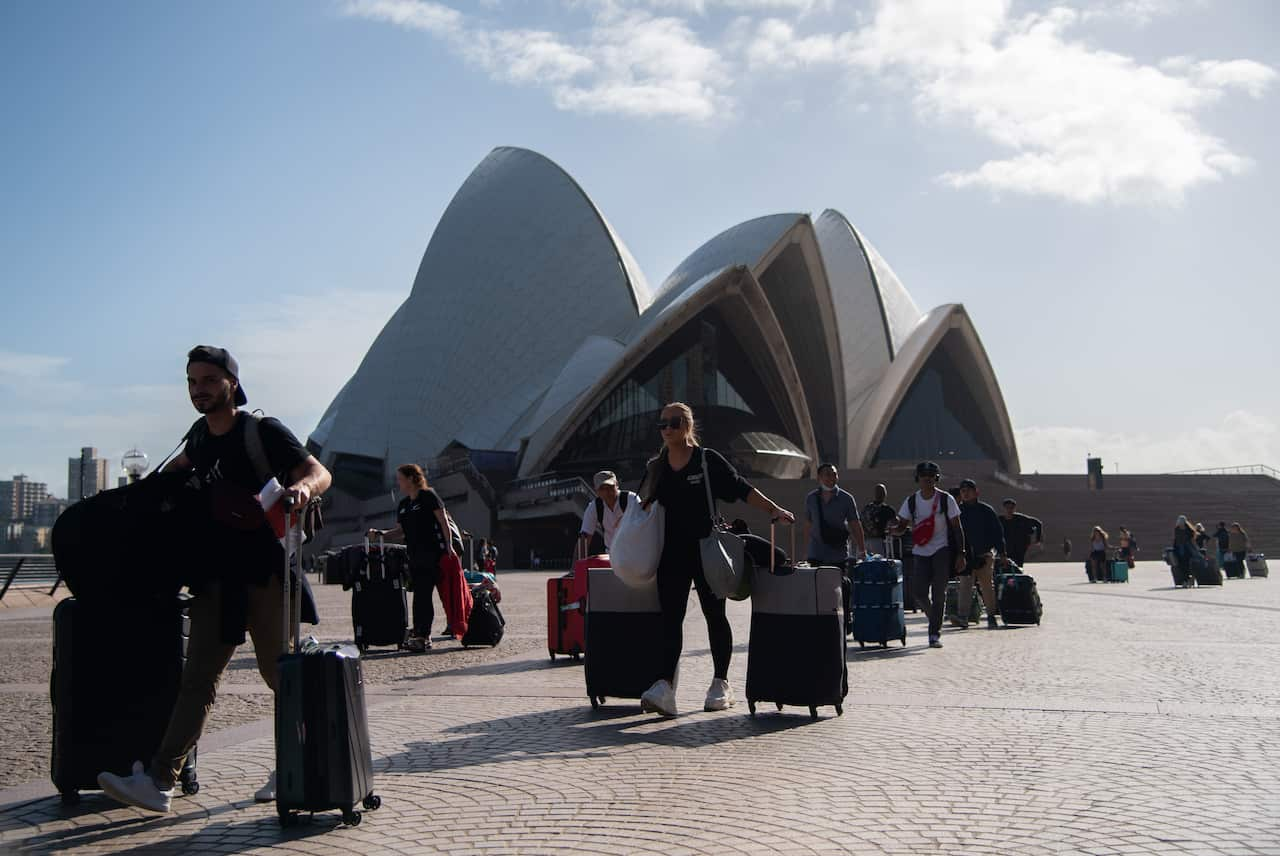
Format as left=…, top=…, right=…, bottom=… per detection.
left=656, top=417, right=684, bottom=430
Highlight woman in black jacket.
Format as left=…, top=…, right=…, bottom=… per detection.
left=637, top=402, right=794, bottom=717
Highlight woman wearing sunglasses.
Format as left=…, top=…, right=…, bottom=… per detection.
left=637, top=402, right=795, bottom=717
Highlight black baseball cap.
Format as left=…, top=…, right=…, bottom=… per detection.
left=958, top=478, right=977, bottom=490
left=187, top=345, right=248, bottom=406
left=915, top=461, right=940, bottom=479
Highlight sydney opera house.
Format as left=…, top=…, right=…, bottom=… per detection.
left=308, top=146, right=1022, bottom=563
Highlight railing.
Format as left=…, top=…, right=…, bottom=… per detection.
left=500, top=474, right=594, bottom=510
left=0, top=554, right=61, bottom=601
left=1163, top=464, right=1279, bottom=479
left=426, top=456, right=499, bottom=508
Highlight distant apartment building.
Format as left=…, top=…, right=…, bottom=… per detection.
left=32, top=498, right=70, bottom=528
left=0, top=475, right=50, bottom=524
left=68, top=448, right=110, bottom=501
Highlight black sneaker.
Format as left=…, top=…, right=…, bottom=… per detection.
left=987, top=615, right=998, bottom=629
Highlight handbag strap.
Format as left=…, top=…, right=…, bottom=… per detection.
left=700, top=447, right=718, bottom=525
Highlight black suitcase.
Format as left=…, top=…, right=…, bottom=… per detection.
left=51, top=594, right=198, bottom=804
left=352, top=536, right=408, bottom=652
left=276, top=501, right=380, bottom=828
left=997, top=574, right=1042, bottom=625
left=1192, top=553, right=1223, bottom=586
left=461, top=587, right=505, bottom=647
left=746, top=560, right=847, bottom=719
left=584, top=567, right=666, bottom=709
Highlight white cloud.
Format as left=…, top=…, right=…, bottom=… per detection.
left=0, top=351, right=71, bottom=382
left=744, top=0, right=1275, bottom=204
left=342, top=0, right=731, bottom=120
left=1016, top=410, right=1280, bottom=474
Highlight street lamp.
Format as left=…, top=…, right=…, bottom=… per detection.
left=122, top=448, right=149, bottom=483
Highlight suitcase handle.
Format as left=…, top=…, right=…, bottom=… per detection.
left=769, top=520, right=796, bottom=574
left=281, top=497, right=312, bottom=656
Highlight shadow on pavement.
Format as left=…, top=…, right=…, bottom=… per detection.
left=10, top=797, right=334, bottom=855
left=378, top=702, right=817, bottom=775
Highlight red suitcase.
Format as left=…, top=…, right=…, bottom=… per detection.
left=547, top=554, right=609, bottom=660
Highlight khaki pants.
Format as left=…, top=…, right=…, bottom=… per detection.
left=149, top=579, right=295, bottom=788
left=956, top=553, right=997, bottom=625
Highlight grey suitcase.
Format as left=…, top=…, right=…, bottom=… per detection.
left=584, top=568, right=666, bottom=709
left=1247, top=554, right=1269, bottom=578
left=275, top=499, right=380, bottom=827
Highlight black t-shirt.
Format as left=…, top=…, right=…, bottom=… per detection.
left=397, top=488, right=444, bottom=560
left=183, top=413, right=309, bottom=494
left=653, top=447, right=752, bottom=544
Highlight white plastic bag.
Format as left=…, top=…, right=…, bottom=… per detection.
left=610, top=500, right=665, bottom=588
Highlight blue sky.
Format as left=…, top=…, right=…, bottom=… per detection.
left=2, top=0, right=1277, bottom=497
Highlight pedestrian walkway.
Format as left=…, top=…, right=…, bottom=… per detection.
left=1, top=563, right=1278, bottom=854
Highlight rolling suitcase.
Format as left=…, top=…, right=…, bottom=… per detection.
left=1192, top=552, right=1223, bottom=586
left=462, top=587, right=505, bottom=647
left=997, top=573, right=1042, bottom=625
left=52, top=594, right=198, bottom=804
left=1247, top=553, right=1268, bottom=578
left=1223, top=556, right=1246, bottom=579
left=276, top=499, right=380, bottom=828
left=548, top=552, right=606, bottom=660
left=1109, top=559, right=1130, bottom=583
left=944, top=579, right=983, bottom=624
left=746, top=526, right=847, bottom=719
left=849, top=537, right=907, bottom=648
left=351, top=536, right=409, bottom=653
left=584, top=567, right=666, bottom=709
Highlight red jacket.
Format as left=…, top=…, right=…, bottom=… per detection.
left=437, top=553, right=472, bottom=639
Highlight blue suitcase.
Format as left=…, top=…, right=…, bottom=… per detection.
left=849, top=557, right=907, bottom=648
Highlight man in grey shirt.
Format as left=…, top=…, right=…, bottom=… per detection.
left=803, top=463, right=866, bottom=565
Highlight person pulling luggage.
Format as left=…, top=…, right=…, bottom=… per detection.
left=368, top=464, right=458, bottom=652
left=97, top=345, right=331, bottom=813
left=999, top=499, right=1042, bottom=568
left=578, top=470, right=640, bottom=556
left=803, top=464, right=866, bottom=566
left=861, top=484, right=897, bottom=557
left=955, top=479, right=1004, bottom=630
left=892, top=461, right=966, bottom=649
left=637, top=402, right=795, bottom=717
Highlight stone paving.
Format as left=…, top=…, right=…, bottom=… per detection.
left=0, top=562, right=1278, bottom=854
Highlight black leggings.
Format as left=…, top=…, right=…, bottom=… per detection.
left=657, top=538, right=732, bottom=683
left=409, top=553, right=441, bottom=637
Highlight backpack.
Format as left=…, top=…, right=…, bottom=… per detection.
left=593, top=492, right=629, bottom=536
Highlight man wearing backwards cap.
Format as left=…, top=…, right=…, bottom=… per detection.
left=579, top=470, right=640, bottom=556
left=97, top=346, right=331, bottom=814
left=893, top=460, right=966, bottom=649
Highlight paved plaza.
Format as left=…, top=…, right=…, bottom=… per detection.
left=0, top=562, right=1277, bottom=854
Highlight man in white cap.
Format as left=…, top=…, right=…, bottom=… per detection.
left=578, top=470, right=639, bottom=557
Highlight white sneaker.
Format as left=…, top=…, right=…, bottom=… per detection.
left=704, top=678, right=735, bottom=712
left=254, top=770, right=277, bottom=803
left=97, top=761, right=172, bottom=813
left=639, top=679, right=677, bottom=717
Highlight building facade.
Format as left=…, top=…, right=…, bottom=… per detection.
left=68, top=448, right=110, bottom=501
left=0, top=475, right=50, bottom=524
left=307, top=147, right=1019, bottom=564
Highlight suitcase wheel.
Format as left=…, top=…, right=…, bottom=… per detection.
left=858, top=641, right=865, bottom=649
left=747, top=699, right=757, bottom=716
left=900, top=633, right=907, bottom=647
left=835, top=704, right=844, bottom=716
left=358, top=644, right=369, bottom=655
left=59, top=790, right=80, bottom=806
left=342, top=809, right=362, bottom=827
left=362, top=794, right=382, bottom=811
left=278, top=809, right=297, bottom=828
left=776, top=702, right=783, bottom=711
left=589, top=696, right=601, bottom=710
left=571, top=651, right=581, bottom=662
left=549, top=650, right=556, bottom=661
left=181, top=779, right=199, bottom=796
left=809, top=706, right=819, bottom=720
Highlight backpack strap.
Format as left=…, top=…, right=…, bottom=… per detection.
left=242, top=413, right=274, bottom=486
left=619, top=492, right=628, bottom=513
left=594, top=497, right=605, bottom=535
